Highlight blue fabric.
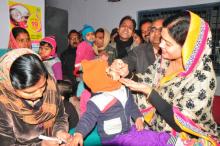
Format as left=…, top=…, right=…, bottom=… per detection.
left=76, top=81, right=85, bottom=97
left=81, top=24, right=95, bottom=40
left=0, top=49, right=9, bottom=57
left=69, top=127, right=102, bottom=146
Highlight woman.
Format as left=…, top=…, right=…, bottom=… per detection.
left=8, top=26, right=32, bottom=49
left=112, top=11, right=219, bottom=145
left=0, top=48, right=71, bottom=146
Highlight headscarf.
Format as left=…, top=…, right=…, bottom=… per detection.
left=82, top=59, right=121, bottom=93
left=0, top=48, right=59, bottom=135
left=81, top=24, right=95, bottom=44
left=179, top=11, right=211, bottom=77
left=93, top=28, right=111, bottom=55
left=8, top=29, right=19, bottom=49
left=40, top=36, right=57, bottom=58
left=8, top=26, right=31, bottom=49
left=159, top=11, right=212, bottom=84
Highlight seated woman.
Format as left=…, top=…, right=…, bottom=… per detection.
left=0, top=48, right=71, bottom=145
left=111, top=11, right=220, bottom=145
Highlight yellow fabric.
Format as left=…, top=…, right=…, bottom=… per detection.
left=160, top=72, right=180, bottom=85
left=143, top=108, right=156, bottom=124
left=182, top=12, right=202, bottom=69
left=93, top=29, right=110, bottom=55
left=82, top=59, right=121, bottom=93
left=174, top=116, right=217, bottom=146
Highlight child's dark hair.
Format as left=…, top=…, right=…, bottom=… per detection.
left=57, top=80, right=73, bottom=100
left=40, top=41, right=53, bottom=49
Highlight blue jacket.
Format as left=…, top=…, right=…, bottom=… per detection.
left=75, top=86, right=142, bottom=142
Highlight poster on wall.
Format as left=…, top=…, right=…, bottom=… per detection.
left=8, top=0, right=42, bottom=51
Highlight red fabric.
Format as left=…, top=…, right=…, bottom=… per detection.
left=212, top=95, right=220, bottom=124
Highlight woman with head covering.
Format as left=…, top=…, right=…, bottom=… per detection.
left=111, top=11, right=219, bottom=145
left=39, top=36, right=63, bottom=80
left=93, top=27, right=115, bottom=64
left=8, top=26, right=31, bottom=49
left=0, top=48, right=71, bottom=145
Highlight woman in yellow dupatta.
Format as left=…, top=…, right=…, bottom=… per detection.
left=0, top=48, right=71, bottom=146
left=112, top=11, right=219, bottom=145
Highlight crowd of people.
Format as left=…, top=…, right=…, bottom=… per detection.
left=0, top=10, right=219, bottom=146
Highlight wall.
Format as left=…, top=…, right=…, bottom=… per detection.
left=46, top=0, right=220, bottom=31
left=0, top=0, right=45, bottom=49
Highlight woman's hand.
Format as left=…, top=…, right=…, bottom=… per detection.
left=69, top=132, right=83, bottom=146
left=119, top=78, right=152, bottom=95
left=135, top=117, right=144, bottom=131
left=110, top=59, right=129, bottom=78
left=56, top=130, right=72, bottom=146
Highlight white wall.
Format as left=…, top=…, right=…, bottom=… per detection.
left=0, top=0, right=45, bottom=49
left=46, top=0, right=220, bottom=31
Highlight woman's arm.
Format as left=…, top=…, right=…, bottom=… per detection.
left=148, top=90, right=182, bottom=132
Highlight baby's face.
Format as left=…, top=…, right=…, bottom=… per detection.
left=106, top=67, right=120, bottom=81
left=11, top=9, right=22, bottom=22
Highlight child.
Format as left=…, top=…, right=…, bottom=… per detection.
left=39, top=36, right=63, bottom=80
left=57, top=80, right=79, bottom=129
left=74, top=25, right=96, bottom=116
left=70, top=59, right=171, bottom=146
left=74, top=24, right=96, bottom=77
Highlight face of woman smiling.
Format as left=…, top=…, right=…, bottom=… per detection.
left=159, top=28, right=182, bottom=60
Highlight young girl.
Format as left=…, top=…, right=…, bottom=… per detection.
left=70, top=59, right=171, bottom=146
left=74, top=25, right=96, bottom=116
left=39, top=36, right=63, bottom=80
left=74, top=24, right=96, bottom=77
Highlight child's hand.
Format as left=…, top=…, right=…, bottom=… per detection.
left=70, top=132, right=83, bottom=146
left=135, top=117, right=144, bottom=131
